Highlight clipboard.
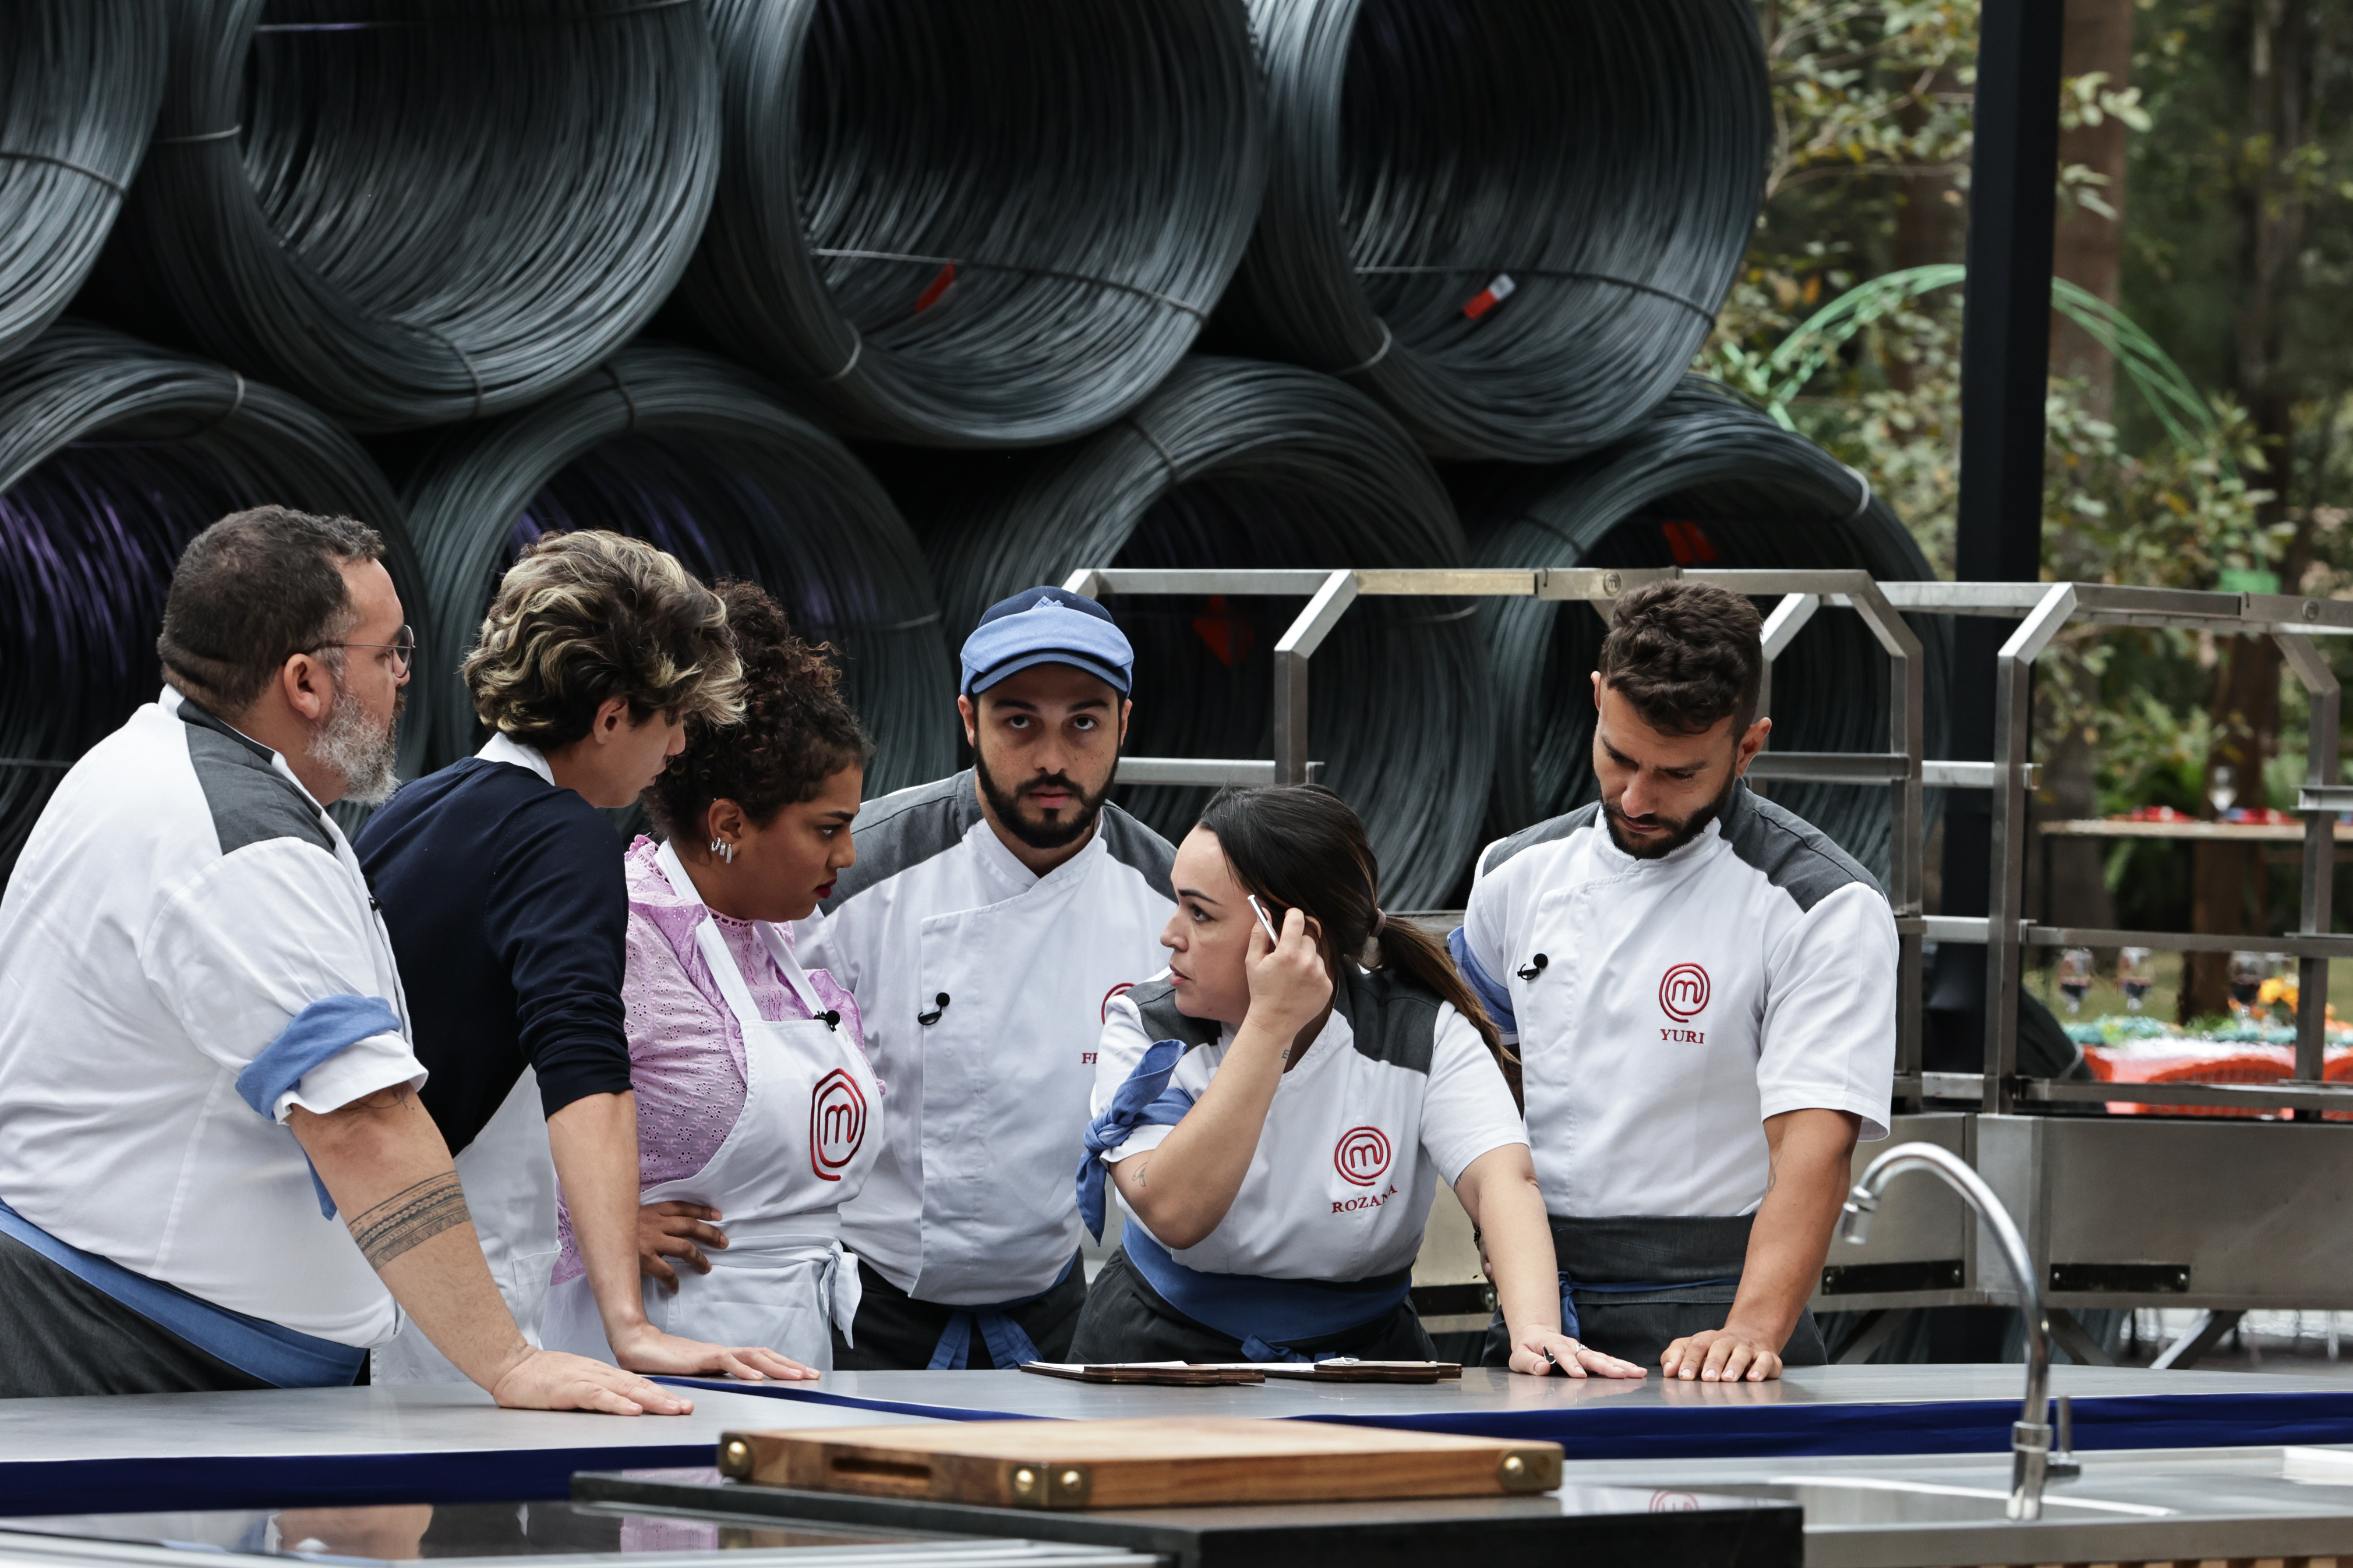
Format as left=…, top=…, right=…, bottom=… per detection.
left=1020, top=1361, right=1267, bottom=1385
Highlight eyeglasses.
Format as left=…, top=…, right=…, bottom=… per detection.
left=309, top=625, right=416, bottom=677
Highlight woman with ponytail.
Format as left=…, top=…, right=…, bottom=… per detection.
left=1070, top=786, right=1643, bottom=1375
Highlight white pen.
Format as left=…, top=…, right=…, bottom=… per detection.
left=1246, top=893, right=1282, bottom=944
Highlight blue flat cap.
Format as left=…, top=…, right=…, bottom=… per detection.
left=960, top=586, right=1134, bottom=696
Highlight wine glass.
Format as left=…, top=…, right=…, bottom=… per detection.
left=2229, top=950, right=2267, bottom=1014
left=2119, top=947, right=2153, bottom=1012
left=2210, top=764, right=2238, bottom=816
left=2057, top=947, right=2095, bottom=1015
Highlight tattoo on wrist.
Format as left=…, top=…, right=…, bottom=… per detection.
left=349, top=1172, right=471, bottom=1270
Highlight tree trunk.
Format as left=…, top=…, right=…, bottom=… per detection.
left=1885, top=64, right=1965, bottom=392
left=2184, top=0, right=2315, bottom=1021
left=2050, top=0, right=2137, bottom=419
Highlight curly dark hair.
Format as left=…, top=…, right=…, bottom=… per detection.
left=1595, top=580, right=1764, bottom=737
left=643, top=580, right=871, bottom=838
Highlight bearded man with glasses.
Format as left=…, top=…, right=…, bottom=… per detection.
left=0, top=505, right=686, bottom=1411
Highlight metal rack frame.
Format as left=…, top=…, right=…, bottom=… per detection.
left=1862, top=582, right=2353, bottom=1117
left=1066, top=567, right=2353, bottom=1116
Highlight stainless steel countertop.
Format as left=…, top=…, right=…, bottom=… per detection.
left=0, top=1383, right=934, bottom=1466
left=665, top=1361, right=2353, bottom=1423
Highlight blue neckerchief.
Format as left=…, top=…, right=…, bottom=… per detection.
left=927, top=1253, right=1079, bottom=1369
left=234, top=995, right=405, bottom=1219
left=1123, top=1226, right=1414, bottom=1348
left=1448, top=928, right=1517, bottom=1033
left=1075, top=1038, right=1196, bottom=1241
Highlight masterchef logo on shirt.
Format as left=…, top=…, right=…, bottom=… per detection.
left=810, top=1068, right=867, bottom=1180
left=1333, top=1125, right=1392, bottom=1187
left=1658, top=962, right=1711, bottom=1042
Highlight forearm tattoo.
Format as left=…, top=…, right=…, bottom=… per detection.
left=348, top=1172, right=471, bottom=1270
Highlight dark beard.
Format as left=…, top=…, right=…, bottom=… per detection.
left=974, top=746, right=1114, bottom=850
left=1603, top=772, right=1735, bottom=860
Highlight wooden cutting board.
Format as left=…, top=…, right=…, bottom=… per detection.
left=715, top=1417, right=1563, bottom=1510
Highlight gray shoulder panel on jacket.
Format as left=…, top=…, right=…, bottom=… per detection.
left=1718, top=782, right=1884, bottom=912
left=1128, top=977, right=1221, bottom=1050
left=1096, top=803, right=1175, bottom=893
left=1337, top=968, right=1438, bottom=1075
left=1479, top=802, right=1600, bottom=879
left=818, top=771, right=981, bottom=915
left=178, top=707, right=334, bottom=857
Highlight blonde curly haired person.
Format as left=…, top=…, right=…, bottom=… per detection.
left=357, top=530, right=818, bottom=1388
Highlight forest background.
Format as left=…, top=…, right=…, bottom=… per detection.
left=1717, top=0, right=2353, bottom=1016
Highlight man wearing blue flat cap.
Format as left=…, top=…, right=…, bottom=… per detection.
left=793, top=588, right=1176, bottom=1369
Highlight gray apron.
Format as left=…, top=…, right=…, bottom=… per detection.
left=1481, top=1215, right=1827, bottom=1371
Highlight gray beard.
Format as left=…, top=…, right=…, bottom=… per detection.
left=312, top=685, right=401, bottom=806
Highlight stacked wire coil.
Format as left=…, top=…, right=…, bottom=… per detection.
left=0, top=2, right=164, bottom=366
left=401, top=342, right=958, bottom=794
left=1226, top=0, right=1769, bottom=462
left=681, top=0, right=1264, bottom=447
left=1461, top=376, right=1949, bottom=879
left=926, top=356, right=1493, bottom=908
left=0, top=320, right=419, bottom=879
left=90, top=0, right=718, bottom=431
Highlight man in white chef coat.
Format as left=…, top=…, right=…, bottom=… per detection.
left=790, top=587, right=1176, bottom=1367
left=1454, top=581, right=1896, bottom=1383
left=0, top=506, right=693, bottom=1412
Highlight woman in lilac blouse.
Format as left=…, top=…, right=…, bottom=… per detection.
left=541, top=583, right=882, bottom=1373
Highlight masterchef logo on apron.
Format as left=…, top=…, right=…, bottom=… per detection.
left=1333, top=1125, right=1393, bottom=1187
left=811, top=1067, right=868, bottom=1181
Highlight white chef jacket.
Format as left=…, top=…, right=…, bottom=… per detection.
left=794, top=771, right=1175, bottom=1305
left=1091, top=975, right=1526, bottom=1281
left=1457, top=781, right=1894, bottom=1220
left=0, top=689, right=425, bottom=1344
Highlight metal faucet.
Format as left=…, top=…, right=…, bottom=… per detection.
left=1837, top=1142, right=2052, bottom=1521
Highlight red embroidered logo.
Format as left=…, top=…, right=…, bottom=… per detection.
left=1659, top=963, right=1711, bottom=1022
left=1334, top=1126, right=1393, bottom=1187
left=810, top=1068, right=867, bottom=1181
left=1101, top=981, right=1136, bottom=1023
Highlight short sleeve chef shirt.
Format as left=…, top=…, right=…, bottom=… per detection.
left=1091, top=986, right=1526, bottom=1282
left=1459, top=782, right=1894, bottom=1220
left=0, top=690, right=424, bottom=1345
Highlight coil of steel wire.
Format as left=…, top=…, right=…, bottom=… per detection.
left=87, top=0, right=717, bottom=431
left=1221, top=0, right=1768, bottom=463
left=1460, top=375, right=1949, bottom=880
left=401, top=342, right=958, bottom=795
left=0, top=2, right=165, bottom=367
left=680, top=0, right=1264, bottom=448
left=924, top=356, right=1493, bottom=908
left=0, top=320, right=421, bottom=882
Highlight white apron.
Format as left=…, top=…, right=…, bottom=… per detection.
left=542, top=842, right=879, bottom=1369
left=370, top=1066, right=559, bottom=1383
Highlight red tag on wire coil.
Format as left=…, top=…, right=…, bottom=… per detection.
left=914, top=261, right=958, bottom=314
left=1461, top=273, right=1517, bottom=320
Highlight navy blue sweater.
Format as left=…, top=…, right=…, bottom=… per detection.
left=356, top=756, right=634, bottom=1156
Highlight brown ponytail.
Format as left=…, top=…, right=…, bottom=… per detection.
left=1196, top=785, right=1519, bottom=1098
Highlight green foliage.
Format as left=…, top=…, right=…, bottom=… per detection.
left=1715, top=0, right=2353, bottom=929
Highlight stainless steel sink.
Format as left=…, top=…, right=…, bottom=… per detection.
left=1697, top=1477, right=2172, bottom=1527
left=1563, top=1449, right=2353, bottom=1567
